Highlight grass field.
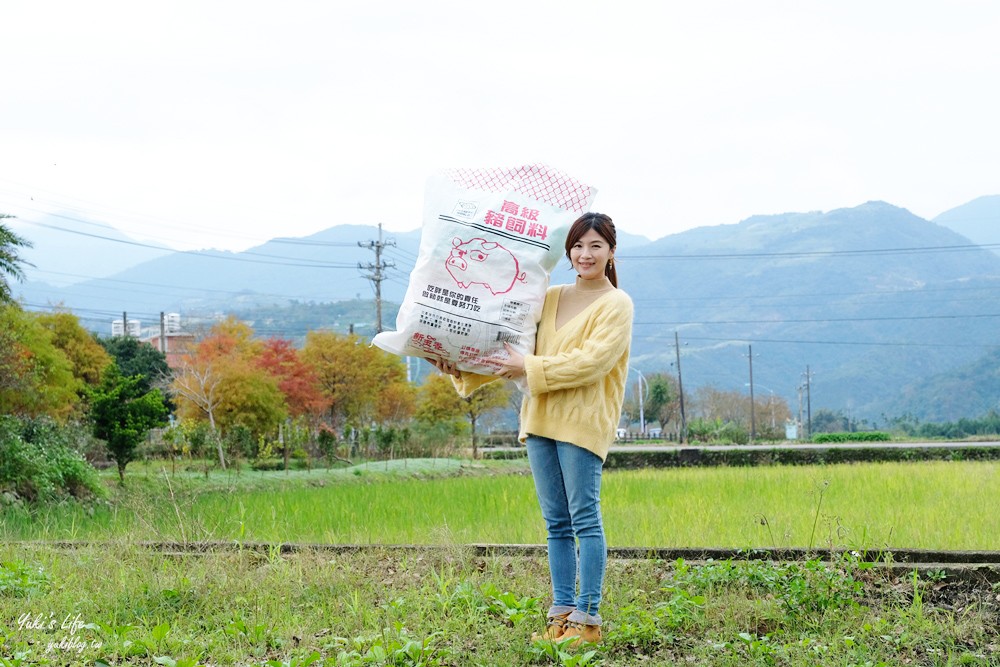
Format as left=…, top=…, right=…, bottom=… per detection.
left=2, top=459, right=997, bottom=551
left=2, top=540, right=998, bottom=666
left=2, top=458, right=999, bottom=665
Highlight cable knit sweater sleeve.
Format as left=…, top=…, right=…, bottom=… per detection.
left=518, top=288, right=633, bottom=461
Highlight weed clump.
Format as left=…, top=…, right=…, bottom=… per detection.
left=0, top=416, right=104, bottom=503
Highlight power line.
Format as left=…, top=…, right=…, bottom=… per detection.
left=630, top=281, right=1000, bottom=305
left=17, top=219, right=359, bottom=268
left=635, top=313, right=1000, bottom=326
left=20, top=269, right=349, bottom=302
left=635, top=333, right=999, bottom=349
left=620, top=241, right=1000, bottom=260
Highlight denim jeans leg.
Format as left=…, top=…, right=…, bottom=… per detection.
left=556, top=440, right=606, bottom=617
left=526, top=435, right=577, bottom=609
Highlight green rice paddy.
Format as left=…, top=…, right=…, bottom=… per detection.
left=3, top=460, right=996, bottom=551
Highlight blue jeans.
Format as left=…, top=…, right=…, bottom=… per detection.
left=526, top=435, right=606, bottom=617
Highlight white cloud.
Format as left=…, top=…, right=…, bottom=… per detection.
left=1, top=0, right=998, bottom=251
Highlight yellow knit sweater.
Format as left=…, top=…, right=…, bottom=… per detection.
left=455, top=284, right=633, bottom=461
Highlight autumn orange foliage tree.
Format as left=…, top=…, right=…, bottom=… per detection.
left=170, top=318, right=287, bottom=468
left=256, top=337, right=325, bottom=418
left=301, top=331, right=414, bottom=434
left=170, top=320, right=420, bottom=465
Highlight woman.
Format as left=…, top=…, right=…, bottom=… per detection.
left=432, top=212, right=633, bottom=646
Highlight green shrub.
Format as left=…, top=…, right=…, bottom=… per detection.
left=812, top=431, right=891, bottom=443
left=0, top=416, right=105, bottom=502
left=685, top=417, right=749, bottom=445
left=601, top=444, right=1000, bottom=468
left=250, top=458, right=286, bottom=472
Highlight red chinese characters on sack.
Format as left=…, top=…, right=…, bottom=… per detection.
left=482, top=200, right=548, bottom=240
left=409, top=332, right=446, bottom=356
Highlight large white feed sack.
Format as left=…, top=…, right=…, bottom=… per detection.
left=373, top=164, right=597, bottom=388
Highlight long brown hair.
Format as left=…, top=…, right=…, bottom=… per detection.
left=565, top=212, right=618, bottom=287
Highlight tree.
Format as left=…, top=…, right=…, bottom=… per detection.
left=810, top=408, right=848, bottom=434
left=377, top=380, right=417, bottom=425
left=415, top=373, right=510, bottom=458
left=90, top=366, right=169, bottom=482
left=415, top=373, right=466, bottom=426
left=255, top=337, right=325, bottom=418
left=301, top=331, right=411, bottom=432
left=212, top=360, right=287, bottom=440
left=692, top=385, right=749, bottom=425
left=645, top=373, right=677, bottom=430
left=0, top=305, right=80, bottom=419
left=0, top=215, right=32, bottom=304
left=751, top=391, right=793, bottom=439
left=169, top=318, right=273, bottom=468
left=687, top=383, right=792, bottom=442
left=36, top=310, right=112, bottom=387
left=461, top=380, right=511, bottom=458
left=171, top=357, right=226, bottom=467
left=196, top=315, right=262, bottom=360
left=99, top=335, right=170, bottom=394
left=0, top=317, right=29, bottom=396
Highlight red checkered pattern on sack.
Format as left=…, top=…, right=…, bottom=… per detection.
left=443, top=164, right=595, bottom=213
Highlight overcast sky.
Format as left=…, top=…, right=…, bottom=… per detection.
left=2, top=1, right=998, bottom=252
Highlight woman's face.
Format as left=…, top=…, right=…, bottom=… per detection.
left=569, top=228, right=614, bottom=282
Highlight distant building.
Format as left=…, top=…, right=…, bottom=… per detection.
left=111, top=312, right=195, bottom=369
left=143, top=313, right=194, bottom=368
left=111, top=318, right=142, bottom=337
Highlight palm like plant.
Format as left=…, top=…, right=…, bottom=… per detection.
left=1, top=214, right=33, bottom=303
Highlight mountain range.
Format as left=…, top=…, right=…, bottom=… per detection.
left=13, top=196, right=1000, bottom=424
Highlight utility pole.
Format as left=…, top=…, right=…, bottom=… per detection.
left=674, top=331, right=687, bottom=444
left=802, top=365, right=813, bottom=438
left=159, top=312, right=167, bottom=353
left=797, top=382, right=804, bottom=437
left=358, top=223, right=396, bottom=334
left=747, top=344, right=756, bottom=443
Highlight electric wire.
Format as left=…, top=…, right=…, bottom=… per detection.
left=9, top=190, right=1000, bottom=353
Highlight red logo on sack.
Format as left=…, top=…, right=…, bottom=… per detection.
left=445, top=237, right=527, bottom=296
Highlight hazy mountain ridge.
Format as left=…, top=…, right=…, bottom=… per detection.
left=13, top=199, right=1000, bottom=422
left=17, top=225, right=424, bottom=321
left=617, top=201, right=1000, bottom=421
left=11, top=211, right=174, bottom=287
left=883, top=347, right=1000, bottom=422
left=932, top=194, right=1000, bottom=255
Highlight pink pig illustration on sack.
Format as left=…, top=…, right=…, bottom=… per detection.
left=445, top=237, right=527, bottom=295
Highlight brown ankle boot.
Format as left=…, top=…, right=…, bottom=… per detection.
left=530, top=611, right=571, bottom=641
left=560, top=619, right=602, bottom=647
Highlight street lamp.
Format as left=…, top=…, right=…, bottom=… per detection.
left=630, top=366, right=648, bottom=436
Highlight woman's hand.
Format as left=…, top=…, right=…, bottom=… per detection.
left=426, top=356, right=461, bottom=378
left=496, top=342, right=526, bottom=381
